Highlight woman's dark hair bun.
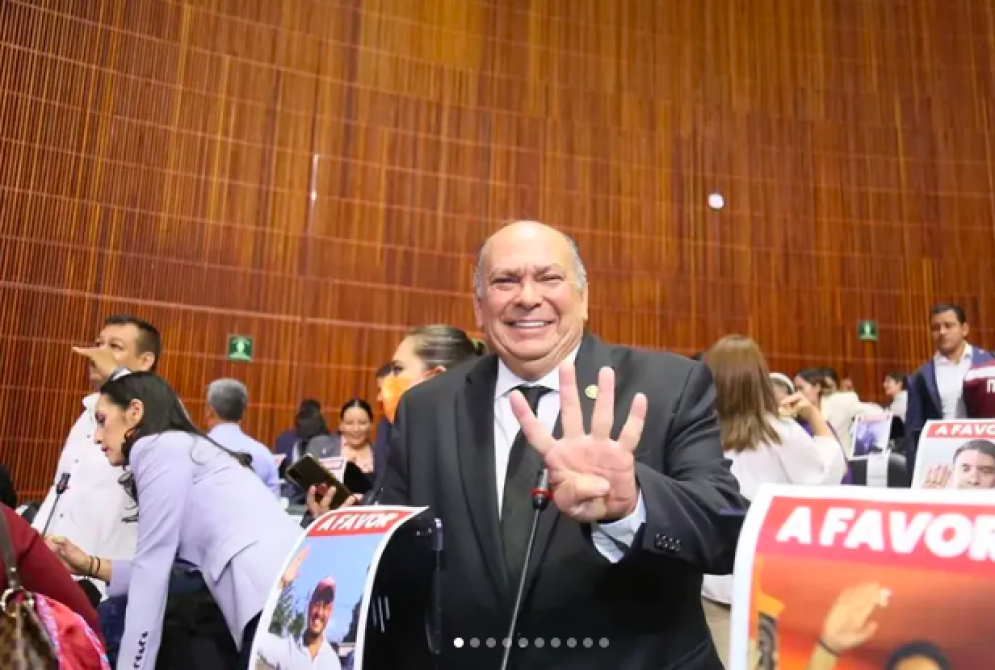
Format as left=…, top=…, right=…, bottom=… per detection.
left=407, top=325, right=485, bottom=370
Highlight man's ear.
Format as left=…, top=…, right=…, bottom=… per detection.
left=138, top=353, right=156, bottom=372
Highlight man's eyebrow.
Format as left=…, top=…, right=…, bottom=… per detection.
left=491, top=264, right=564, bottom=275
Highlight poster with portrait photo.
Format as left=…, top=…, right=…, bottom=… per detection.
left=910, top=420, right=995, bottom=490
left=729, top=484, right=995, bottom=670
left=250, top=506, right=428, bottom=670
left=849, top=412, right=893, bottom=459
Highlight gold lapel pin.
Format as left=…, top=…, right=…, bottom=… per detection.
left=584, top=384, right=598, bottom=399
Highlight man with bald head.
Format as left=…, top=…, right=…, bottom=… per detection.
left=381, top=221, right=744, bottom=669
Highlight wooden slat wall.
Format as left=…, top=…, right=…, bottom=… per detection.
left=2, top=0, right=993, bottom=498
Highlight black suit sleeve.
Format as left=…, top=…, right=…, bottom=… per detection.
left=635, top=363, right=744, bottom=574
left=372, top=418, right=391, bottom=478
left=904, top=370, right=925, bottom=472
left=378, top=397, right=411, bottom=506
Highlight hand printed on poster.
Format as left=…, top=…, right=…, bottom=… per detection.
left=803, top=584, right=952, bottom=670
left=806, top=582, right=889, bottom=669
left=920, top=464, right=952, bottom=489
left=281, top=547, right=310, bottom=588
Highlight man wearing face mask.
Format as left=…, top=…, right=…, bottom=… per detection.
left=33, top=315, right=161, bottom=596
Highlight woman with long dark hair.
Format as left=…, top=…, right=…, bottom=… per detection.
left=48, top=372, right=302, bottom=670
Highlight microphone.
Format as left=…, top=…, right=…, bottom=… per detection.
left=40, top=473, right=71, bottom=537
left=498, top=469, right=552, bottom=670
left=363, top=469, right=387, bottom=505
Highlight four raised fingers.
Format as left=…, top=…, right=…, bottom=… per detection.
left=515, top=363, right=646, bottom=456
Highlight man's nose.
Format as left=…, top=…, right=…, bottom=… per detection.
left=515, top=280, right=541, bottom=306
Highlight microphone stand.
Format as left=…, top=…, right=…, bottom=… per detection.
left=498, top=469, right=552, bottom=670
left=40, top=473, right=71, bottom=537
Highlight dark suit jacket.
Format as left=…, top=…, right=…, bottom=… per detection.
left=272, top=429, right=298, bottom=477
left=373, top=417, right=391, bottom=478
left=380, top=334, right=745, bottom=670
left=905, top=347, right=994, bottom=472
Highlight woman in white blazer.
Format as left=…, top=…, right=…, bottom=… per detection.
left=49, top=372, right=303, bottom=670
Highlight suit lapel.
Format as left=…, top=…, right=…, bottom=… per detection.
left=924, top=360, right=942, bottom=415
left=523, top=334, right=613, bottom=599
left=455, top=355, right=509, bottom=600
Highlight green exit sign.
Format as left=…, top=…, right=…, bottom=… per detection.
left=227, top=335, right=254, bottom=362
left=857, top=320, right=878, bottom=342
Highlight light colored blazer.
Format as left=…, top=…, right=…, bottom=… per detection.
left=32, top=394, right=138, bottom=585
left=108, top=431, right=303, bottom=669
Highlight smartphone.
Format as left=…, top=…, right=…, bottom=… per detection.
left=285, top=454, right=354, bottom=509
left=343, top=460, right=374, bottom=494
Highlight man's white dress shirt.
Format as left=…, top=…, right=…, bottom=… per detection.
left=493, top=347, right=646, bottom=562
left=32, top=393, right=138, bottom=585
left=935, top=344, right=974, bottom=419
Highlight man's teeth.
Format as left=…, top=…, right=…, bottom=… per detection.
left=513, top=321, right=547, bottom=328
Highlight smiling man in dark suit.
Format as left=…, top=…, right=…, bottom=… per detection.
left=380, top=220, right=745, bottom=670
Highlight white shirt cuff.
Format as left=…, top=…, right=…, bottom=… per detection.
left=591, top=492, right=646, bottom=563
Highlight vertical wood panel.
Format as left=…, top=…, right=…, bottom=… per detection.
left=2, top=0, right=993, bottom=497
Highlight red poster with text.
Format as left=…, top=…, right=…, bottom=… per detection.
left=728, top=486, right=995, bottom=670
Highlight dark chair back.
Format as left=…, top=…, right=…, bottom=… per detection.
left=847, top=452, right=910, bottom=488
left=889, top=416, right=905, bottom=441
left=100, top=565, right=239, bottom=670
